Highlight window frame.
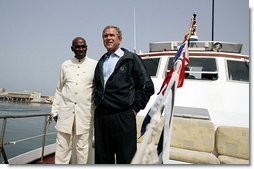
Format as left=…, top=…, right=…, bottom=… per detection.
left=167, top=57, right=219, bottom=81
left=141, top=57, right=161, bottom=77
left=225, top=59, right=249, bottom=83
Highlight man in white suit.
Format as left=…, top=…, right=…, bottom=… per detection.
left=50, top=37, right=97, bottom=164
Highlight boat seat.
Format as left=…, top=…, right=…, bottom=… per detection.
left=169, top=117, right=219, bottom=164
left=136, top=116, right=220, bottom=164
left=215, top=126, right=249, bottom=164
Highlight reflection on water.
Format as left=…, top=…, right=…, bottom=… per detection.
left=0, top=101, right=56, bottom=163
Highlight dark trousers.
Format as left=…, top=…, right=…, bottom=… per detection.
left=94, top=107, right=137, bottom=164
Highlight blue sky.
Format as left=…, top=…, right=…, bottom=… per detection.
left=0, top=0, right=250, bottom=95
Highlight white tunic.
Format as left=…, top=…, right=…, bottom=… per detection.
left=51, top=56, right=97, bottom=135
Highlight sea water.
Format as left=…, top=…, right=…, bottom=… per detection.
left=0, top=101, right=56, bottom=163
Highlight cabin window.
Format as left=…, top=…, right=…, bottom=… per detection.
left=167, top=57, right=218, bottom=80
left=142, top=58, right=160, bottom=76
left=227, top=60, right=249, bottom=82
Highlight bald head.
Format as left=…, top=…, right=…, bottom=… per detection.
left=71, top=37, right=87, bottom=60
left=72, top=37, right=86, bottom=46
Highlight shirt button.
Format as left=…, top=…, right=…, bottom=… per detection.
left=75, top=92, right=78, bottom=95
left=78, top=66, right=80, bottom=68
left=74, top=102, right=77, bottom=104
left=73, top=112, right=75, bottom=114
left=77, top=74, right=79, bottom=76
left=76, top=83, right=78, bottom=85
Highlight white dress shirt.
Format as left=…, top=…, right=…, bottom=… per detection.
left=103, top=48, right=124, bottom=86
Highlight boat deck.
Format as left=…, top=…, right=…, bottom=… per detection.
left=31, top=153, right=55, bottom=164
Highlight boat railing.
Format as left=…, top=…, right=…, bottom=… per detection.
left=0, top=113, right=54, bottom=164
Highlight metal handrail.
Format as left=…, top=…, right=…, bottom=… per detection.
left=0, top=113, right=53, bottom=164
left=3, top=132, right=56, bottom=145
left=0, top=113, right=49, bottom=119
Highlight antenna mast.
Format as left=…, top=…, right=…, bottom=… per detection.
left=134, top=8, right=137, bottom=53
left=212, top=0, right=214, bottom=41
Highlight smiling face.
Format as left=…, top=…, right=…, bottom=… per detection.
left=102, top=27, right=122, bottom=54
left=71, top=37, right=87, bottom=60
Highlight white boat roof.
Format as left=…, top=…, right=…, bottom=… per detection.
left=149, top=41, right=244, bottom=54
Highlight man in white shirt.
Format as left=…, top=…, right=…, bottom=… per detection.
left=50, top=37, right=97, bottom=164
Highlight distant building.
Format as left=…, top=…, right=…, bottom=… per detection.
left=0, top=88, right=5, bottom=93
left=29, top=91, right=41, bottom=103
left=0, top=89, right=53, bottom=104
left=0, top=92, right=32, bottom=102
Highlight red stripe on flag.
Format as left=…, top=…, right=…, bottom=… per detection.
left=177, top=57, right=186, bottom=87
left=158, top=68, right=174, bottom=95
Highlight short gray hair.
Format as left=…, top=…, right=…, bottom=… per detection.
left=102, top=25, right=122, bottom=39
